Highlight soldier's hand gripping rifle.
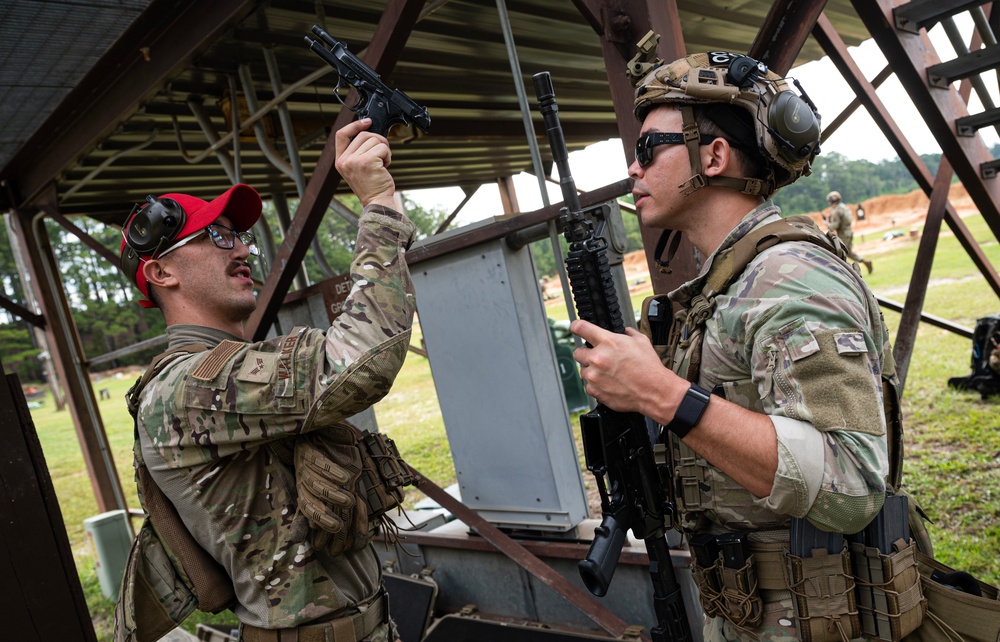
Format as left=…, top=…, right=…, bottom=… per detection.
left=305, top=25, right=431, bottom=137
left=532, top=72, right=692, bottom=642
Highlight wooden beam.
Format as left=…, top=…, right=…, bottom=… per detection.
left=36, top=207, right=121, bottom=271
left=0, top=292, right=44, bottom=329
left=7, top=207, right=123, bottom=513
left=894, top=157, right=955, bottom=391
left=497, top=176, right=520, bottom=215
left=894, top=30, right=981, bottom=391
left=814, top=13, right=1000, bottom=301
left=406, top=178, right=632, bottom=265
left=822, top=65, right=893, bottom=143
left=749, top=0, right=829, bottom=75
left=851, top=0, right=1000, bottom=241
left=246, top=0, right=429, bottom=341
left=572, top=0, right=694, bottom=297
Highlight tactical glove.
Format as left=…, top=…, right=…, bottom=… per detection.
left=293, top=432, right=373, bottom=555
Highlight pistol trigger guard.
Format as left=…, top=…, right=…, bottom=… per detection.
left=383, top=114, right=407, bottom=134
left=332, top=80, right=351, bottom=110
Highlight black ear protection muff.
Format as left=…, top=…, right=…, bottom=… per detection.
left=767, top=86, right=821, bottom=164
left=722, top=53, right=821, bottom=165
left=121, top=195, right=187, bottom=285
left=125, top=195, right=186, bottom=254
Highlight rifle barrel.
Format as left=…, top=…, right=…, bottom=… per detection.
left=532, top=72, right=581, bottom=214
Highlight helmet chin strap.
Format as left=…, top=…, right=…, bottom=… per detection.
left=653, top=228, right=684, bottom=274
left=675, top=106, right=775, bottom=198
left=653, top=105, right=777, bottom=275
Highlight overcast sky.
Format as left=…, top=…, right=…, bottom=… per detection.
left=407, top=16, right=999, bottom=226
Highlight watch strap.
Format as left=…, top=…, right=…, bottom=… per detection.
left=664, top=382, right=712, bottom=439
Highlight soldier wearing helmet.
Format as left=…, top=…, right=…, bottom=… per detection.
left=572, top=46, right=898, bottom=641
left=826, top=190, right=873, bottom=273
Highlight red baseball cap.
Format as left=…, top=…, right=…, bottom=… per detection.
left=120, top=183, right=262, bottom=308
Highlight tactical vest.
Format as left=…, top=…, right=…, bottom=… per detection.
left=114, top=344, right=236, bottom=642
left=114, top=340, right=413, bottom=642
left=642, top=216, right=908, bottom=532
left=650, top=216, right=1000, bottom=642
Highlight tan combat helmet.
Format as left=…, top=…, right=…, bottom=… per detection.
left=629, top=38, right=821, bottom=199
left=826, top=190, right=842, bottom=203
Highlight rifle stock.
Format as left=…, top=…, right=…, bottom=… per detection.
left=533, top=71, right=692, bottom=642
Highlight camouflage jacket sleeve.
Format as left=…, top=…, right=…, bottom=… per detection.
left=140, top=204, right=417, bottom=468
left=713, top=242, right=889, bottom=533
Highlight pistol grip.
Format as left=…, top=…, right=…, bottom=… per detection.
left=580, top=514, right=627, bottom=596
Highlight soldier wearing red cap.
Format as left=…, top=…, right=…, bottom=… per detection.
left=119, top=183, right=264, bottom=310
left=115, top=119, right=415, bottom=642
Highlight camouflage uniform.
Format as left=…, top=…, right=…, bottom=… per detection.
left=827, top=201, right=855, bottom=251
left=664, top=202, right=890, bottom=641
left=132, top=204, right=415, bottom=631
left=827, top=200, right=872, bottom=273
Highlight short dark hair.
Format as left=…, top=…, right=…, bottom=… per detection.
left=693, top=104, right=766, bottom=181
left=146, top=283, right=162, bottom=309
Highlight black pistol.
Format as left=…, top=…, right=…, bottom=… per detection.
left=304, top=25, right=431, bottom=137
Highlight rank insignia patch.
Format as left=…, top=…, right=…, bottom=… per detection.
left=237, top=350, right=277, bottom=383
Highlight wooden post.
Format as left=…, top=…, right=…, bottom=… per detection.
left=7, top=203, right=124, bottom=514
left=0, top=357, right=98, bottom=641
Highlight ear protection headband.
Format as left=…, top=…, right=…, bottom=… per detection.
left=721, top=54, right=820, bottom=166
left=120, top=195, right=187, bottom=284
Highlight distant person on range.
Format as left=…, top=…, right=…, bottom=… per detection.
left=114, top=117, right=415, bottom=642
left=570, top=51, right=898, bottom=641
left=826, top=190, right=872, bottom=273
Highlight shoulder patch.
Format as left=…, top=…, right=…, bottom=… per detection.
left=191, top=339, right=245, bottom=381
left=237, top=350, right=277, bottom=383
left=834, top=331, right=867, bottom=355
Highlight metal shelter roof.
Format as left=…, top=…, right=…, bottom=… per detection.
left=0, top=0, right=870, bottom=225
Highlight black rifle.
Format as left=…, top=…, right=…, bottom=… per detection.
left=532, top=71, right=692, bottom=642
left=305, top=26, right=431, bottom=137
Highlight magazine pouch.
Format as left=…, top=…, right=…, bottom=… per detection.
left=851, top=538, right=925, bottom=641
left=688, top=533, right=724, bottom=619
left=786, top=545, right=861, bottom=642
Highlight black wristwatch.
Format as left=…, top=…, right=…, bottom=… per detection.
left=663, top=382, right=712, bottom=439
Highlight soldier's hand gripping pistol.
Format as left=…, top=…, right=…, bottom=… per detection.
left=305, top=25, right=431, bottom=137
left=532, top=72, right=692, bottom=642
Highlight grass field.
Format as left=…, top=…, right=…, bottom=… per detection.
left=25, top=213, right=1000, bottom=639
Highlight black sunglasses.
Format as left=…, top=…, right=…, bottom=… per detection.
left=634, top=132, right=718, bottom=167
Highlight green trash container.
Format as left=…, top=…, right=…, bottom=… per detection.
left=83, top=509, right=132, bottom=601
left=548, top=319, right=589, bottom=413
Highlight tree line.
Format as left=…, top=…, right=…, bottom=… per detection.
left=529, top=147, right=984, bottom=277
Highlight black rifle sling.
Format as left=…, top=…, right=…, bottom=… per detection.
left=127, top=343, right=237, bottom=613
